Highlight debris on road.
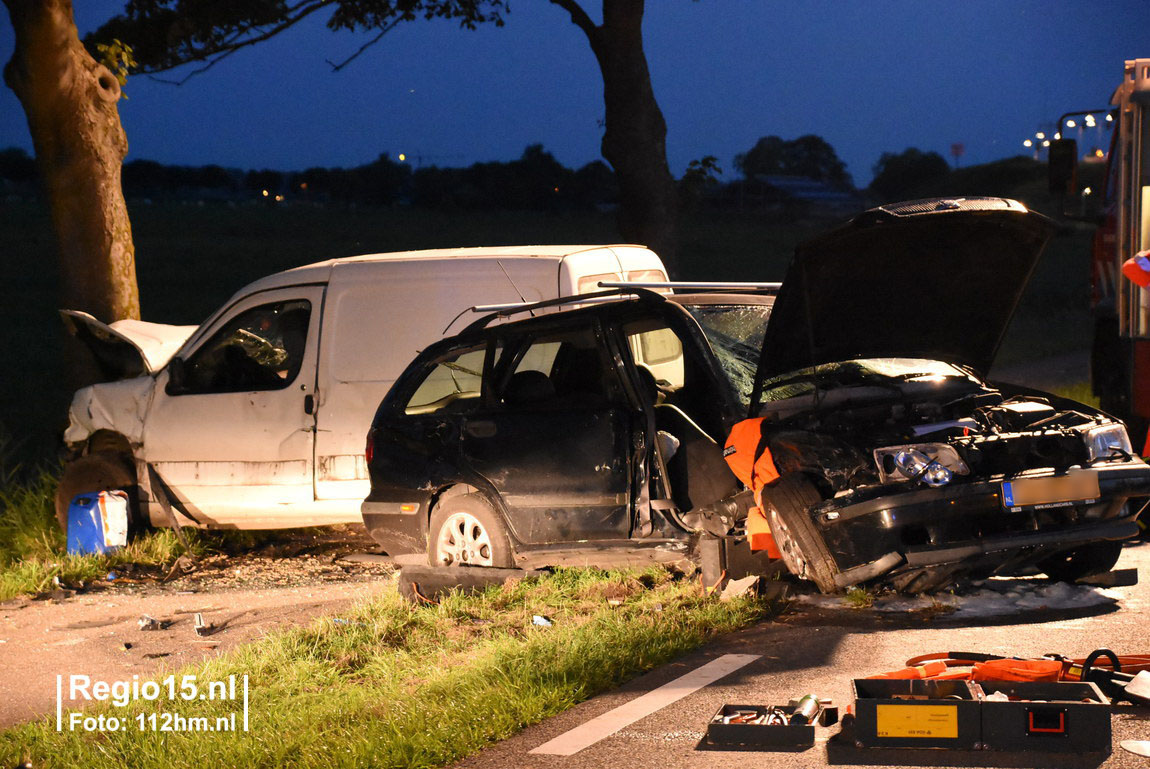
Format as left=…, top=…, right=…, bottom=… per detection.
left=719, top=575, right=760, bottom=602
left=1077, top=568, right=1138, bottom=587
left=192, top=612, right=216, bottom=637
left=137, top=614, right=169, bottom=631
left=532, top=615, right=553, bottom=627
left=396, top=565, right=548, bottom=603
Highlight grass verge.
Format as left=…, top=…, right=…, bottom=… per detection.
left=0, top=463, right=193, bottom=602
left=0, top=567, right=771, bottom=768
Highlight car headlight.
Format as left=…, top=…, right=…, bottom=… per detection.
left=1084, top=423, right=1133, bottom=462
left=874, top=443, right=969, bottom=486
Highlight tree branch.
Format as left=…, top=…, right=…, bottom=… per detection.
left=135, top=0, right=333, bottom=80
left=547, top=0, right=598, bottom=39
left=324, top=17, right=403, bottom=72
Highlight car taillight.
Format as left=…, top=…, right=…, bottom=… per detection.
left=365, top=430, right=374, bottom=465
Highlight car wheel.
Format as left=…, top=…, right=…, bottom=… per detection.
left=1039, top=540, right=1123, bottom=582
left=763, top=473, right=840, bottom=593
left=54, top=452, right=138, bottom=531
left=428, top=494, right=513, bottom=568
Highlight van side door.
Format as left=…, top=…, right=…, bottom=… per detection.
left=141, top=285, right=324, bottom=527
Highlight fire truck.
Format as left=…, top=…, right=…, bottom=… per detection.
left=1050, top=58, right=1150, bottom=446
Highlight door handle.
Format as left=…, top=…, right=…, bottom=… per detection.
left=304, top=394, right=315, bottom=415
left=465, top=420, right=497, bottom=438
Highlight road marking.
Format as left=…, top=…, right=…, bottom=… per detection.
left=529, top=653, right=760, bottom=755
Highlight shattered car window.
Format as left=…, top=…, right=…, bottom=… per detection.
left=683, top=304, right=772, bottom=407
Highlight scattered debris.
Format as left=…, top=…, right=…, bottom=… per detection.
left=1077, top=568, right=1138, bottom=587
left=193, top=612, right=216, bottom=637
left=532, top=615, right=553, bottom=627
left=162, top=554, right=197, bottom=583
left=121, top=642, right=133, bottom=651
left=1121, top=740, right=1150, bottom=757
left=142, top=652, right=172, bottom=660
left=335, top=552, right=393, bottom=565
left=396, top=565, right=548, bottom=603
left=720, top=575, right=761, bottom=602
left=137, top=614, right=170, bottom=631
left=106, top=572, right=117, bottom=581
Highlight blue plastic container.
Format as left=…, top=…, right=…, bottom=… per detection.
left=66, top=491, right=129, bottom=555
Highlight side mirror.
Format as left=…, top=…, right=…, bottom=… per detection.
left=1048, top=138, right=1078, bottom=196
left=166, top=356, right=187, bottom=394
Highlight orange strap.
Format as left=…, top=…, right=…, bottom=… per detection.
left=745, top=506, right=781, bottom=559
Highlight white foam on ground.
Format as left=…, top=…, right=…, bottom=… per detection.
left=799, top=579, right=1122, bottom=618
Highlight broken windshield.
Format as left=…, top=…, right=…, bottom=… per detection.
left=683, top=303, right=772, bottom=408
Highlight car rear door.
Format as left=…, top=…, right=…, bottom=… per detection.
left=461, top=320, right=637, bottom=544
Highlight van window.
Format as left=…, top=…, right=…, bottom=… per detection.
left=624, top=320, right=685, bottom=388
left=178, top=300, right=311, bottom=393
left=404, top=345, right=488, bottom=415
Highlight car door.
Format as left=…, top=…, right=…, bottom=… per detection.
left=141, top=286, right=324, bottom=526
left=460, top=321, right=637, bottom=544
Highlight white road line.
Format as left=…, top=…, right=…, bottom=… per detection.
left=529, top=653, right=761, bottom=756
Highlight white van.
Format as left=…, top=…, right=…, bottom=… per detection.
left=59, top=245, right=667, bottom=529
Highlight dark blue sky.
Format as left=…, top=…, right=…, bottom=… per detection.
left=0, top=1, right=1145, bottom=185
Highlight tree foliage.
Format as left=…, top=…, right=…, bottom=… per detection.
left=89, top=0, right=508, bottom=78
left=869, top=147, right=950, bottom=200
left=735, top=134, right=852, bottom=187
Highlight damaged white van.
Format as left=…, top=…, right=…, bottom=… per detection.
left=58, top=245, right=667, bottom=530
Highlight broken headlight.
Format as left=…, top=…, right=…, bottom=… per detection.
left=1083, top=423, right=1133, bottom=463
left=873, top=443, right=970, bottom=486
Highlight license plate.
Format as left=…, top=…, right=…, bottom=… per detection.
left=1002, top=472, right=1100, bottom=510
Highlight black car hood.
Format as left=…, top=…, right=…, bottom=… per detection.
left=753, top=198, right=1055, bottom=395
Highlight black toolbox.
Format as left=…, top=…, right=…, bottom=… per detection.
left=851, top=679, right=981, bottom=749
left=704, top=704, right=820, bottom=750
left=976, top=681, right=1111, bottom=753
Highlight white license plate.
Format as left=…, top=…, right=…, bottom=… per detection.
left=1002, top=472, right=1100, bottom=510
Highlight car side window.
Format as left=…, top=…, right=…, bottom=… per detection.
left=623, top=320, right=686, bottom=389
left=500, top=326, right=622, bottom=407
left=403, top=345, right=489, bottom=415
left=177, top=300, right=311, bottom=394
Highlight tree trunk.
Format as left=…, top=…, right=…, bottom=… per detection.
left=554, top=0, right=679, bottom=274
left=3, top=0, right=139, bottom=326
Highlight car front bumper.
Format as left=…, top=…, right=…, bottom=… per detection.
left=813, top=461, right=1150, bottom=590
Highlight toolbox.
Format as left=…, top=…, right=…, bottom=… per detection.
left=705, top=703, right=830, bottom=749
left=851, top=679, right=981, bottom=749
left=976, top=681, right=1111, bottom=753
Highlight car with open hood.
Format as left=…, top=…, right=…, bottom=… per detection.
left=363, top=198, right=1150, bottom=592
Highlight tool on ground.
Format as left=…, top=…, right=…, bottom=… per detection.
left=789, top=693, right=822, bottom=725
left=867, top=648, right=1150, bottom=706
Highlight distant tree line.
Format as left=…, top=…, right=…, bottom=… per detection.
left=3, top=137, right=1032, bottom=215
left=0, top=143, right=621, bottom=212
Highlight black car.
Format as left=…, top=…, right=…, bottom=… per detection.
left=364, top=198, right=1150, bottom=593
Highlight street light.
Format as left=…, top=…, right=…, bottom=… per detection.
left=1023, top=139, right=1033, bottom=147
left=1066, top=119, right=1077, bottom=128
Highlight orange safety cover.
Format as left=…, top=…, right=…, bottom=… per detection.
left=971, top=659, right=1062, bottom=683
left=724, top=418, right=766, bottom=486
left=746, top=506, right=781, bottom=559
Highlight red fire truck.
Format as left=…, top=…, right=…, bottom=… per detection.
left=1051, top=58, right=1150, bottom=446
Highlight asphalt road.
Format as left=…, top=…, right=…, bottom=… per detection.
left=455, top=541, right=1150, bottom=769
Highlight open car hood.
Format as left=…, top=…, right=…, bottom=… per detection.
left=60, top=310, right=198, bottom=380
left=754, top=198, right=1056, bottom=392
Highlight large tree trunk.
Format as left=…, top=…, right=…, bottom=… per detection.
left=3, top=0, right=139, bottom=327
left=552, top=0, right=680, bottom=274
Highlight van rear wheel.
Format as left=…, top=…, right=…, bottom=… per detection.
left=428, top=494, right=513, bottom=568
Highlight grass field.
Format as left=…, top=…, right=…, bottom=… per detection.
left=0, top=195, right=1094, bottom=464
left=0, top=567, right=772, bottom=768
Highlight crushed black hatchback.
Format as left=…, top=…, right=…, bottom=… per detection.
left=364, top=198, right=1150, bottom=593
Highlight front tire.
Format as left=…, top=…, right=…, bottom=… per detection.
left=54, top=451, right=137, bottom=531
left=763, top=473, right=840, bottom=593
left=428, top=494, right=513, bottom=568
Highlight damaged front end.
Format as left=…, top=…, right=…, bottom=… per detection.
left=757, top=359, right=1149, bottom=593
